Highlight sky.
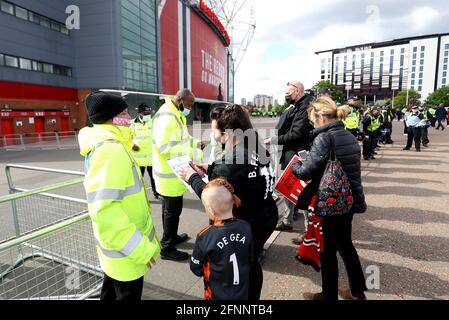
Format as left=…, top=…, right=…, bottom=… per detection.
left=234, top=0, right=449, bottom=104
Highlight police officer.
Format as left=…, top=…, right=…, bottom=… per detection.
left=362, top=106, right=382, bottom=160
left=343, top=96, right=361, bottom=137
left=152, top=89, right=204, bottom=261
left=419, top=106, right=430, bottom=147
left=131, top=103, right=159, bottom=199
left=79, top=92, right=161, bottom=300
left=380, top=105, right=394, bottom=144
left=403, top=106, right=423, bottom=152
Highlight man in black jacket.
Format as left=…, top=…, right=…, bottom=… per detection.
left=264, top=81, right=314, bottom=238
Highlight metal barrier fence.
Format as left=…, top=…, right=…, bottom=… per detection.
left=0, top=132, right=79, bottom=151
left=0, top=165, right=102, bottom=300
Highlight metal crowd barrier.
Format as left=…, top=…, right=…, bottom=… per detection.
left=0, top=165, right=102, bottom=300
left=0, top=132, right=79, bottom=151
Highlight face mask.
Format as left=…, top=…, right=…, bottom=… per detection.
left=112, top=117, right=132, bottom=127
left=285, top=95, right=294, bottom=105
left=181, top=107, right=191, bottom=117
left=142, top=115, right=151, bottom=122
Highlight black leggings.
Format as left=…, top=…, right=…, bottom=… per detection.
left=245, top=199, right=279, bottom=300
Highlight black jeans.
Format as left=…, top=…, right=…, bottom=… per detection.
left=421, top=127, right=429, bottom=145
left=362, top=132, right=377, bottom=158
left=406, top=127, right=422, bottom=150
left=140, top=166, right=158, bottom=195
left=246, top=199, right=278, bottom=301
left=320, top=213, right=367, bottom=301
left=161, top=196, right=183, bottom=251
left=436, top=118, right=445, bottom=130
left=100, top=274, right=144, bottom=301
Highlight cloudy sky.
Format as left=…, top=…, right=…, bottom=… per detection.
left=234, top=0, right=449, bottom=104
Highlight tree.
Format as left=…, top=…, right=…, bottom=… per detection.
left=426, top=86, right=449, bottom=106
left=391, top=90, right=421, bottom=110
left=312, top=80, right=345, bottom=104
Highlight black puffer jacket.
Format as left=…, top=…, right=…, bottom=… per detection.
left=292, top=121, right=367, bottom=214
left=274, top=94, right=314, bottom=169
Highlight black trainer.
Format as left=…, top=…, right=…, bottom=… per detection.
left=174, top=233, right=190, bottom=245
left=160, top=248, right=189, bottom=261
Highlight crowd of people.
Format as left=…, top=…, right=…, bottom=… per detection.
left=77, top=84, right=447, bottom=301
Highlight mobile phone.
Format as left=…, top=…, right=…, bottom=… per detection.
left=298, top=150, right=308, bottom=161
left=189, top=161, right=206, bottom=177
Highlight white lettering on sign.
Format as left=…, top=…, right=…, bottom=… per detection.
left=1, top=112, right=9, bottom=117
left=201, top=49, right=225, bottom=87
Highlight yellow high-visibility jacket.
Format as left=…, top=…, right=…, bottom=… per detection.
left=78, top=124, right=161, bottom=282
left=131, top=118, right=153, bottom=167
left=152, top=98, right=203, bottom=197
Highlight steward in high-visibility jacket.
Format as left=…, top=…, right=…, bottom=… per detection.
left=79, top=92, right=160, bottom=290
left=131, top=117, right=153, bottom=168
left=152, top=97, right=203, bottom=198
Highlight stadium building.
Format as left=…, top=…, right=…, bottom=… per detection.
left=0, top=0, right=234, bottom=142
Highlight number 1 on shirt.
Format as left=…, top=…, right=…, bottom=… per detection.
left=229, top=253, right=240, bottom=285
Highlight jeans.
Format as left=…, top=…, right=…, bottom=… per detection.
left=320, top=213, right=367, bottom=301
left=100, top=274, right=144, bottom=301
left=161, top=196, right=184, bottom=251
left=436, top=119, right=445, bottom=130
left=140, top=166, right=158, bottom=195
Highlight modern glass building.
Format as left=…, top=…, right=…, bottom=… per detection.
left=316, top=33, right=449, bottom=102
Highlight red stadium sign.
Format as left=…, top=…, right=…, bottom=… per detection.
left=190, top=10, right=228, bottom=101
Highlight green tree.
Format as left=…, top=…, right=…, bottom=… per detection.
left=426, top=86, right=449, bottom=106
left=391, top=90, right=421, bottom=110
left=312, top=80, right=345, bottom=104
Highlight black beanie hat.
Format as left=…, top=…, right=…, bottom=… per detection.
left=137, top=103, right=152, bottom=114
left=86, top=92, right=128, bottom=124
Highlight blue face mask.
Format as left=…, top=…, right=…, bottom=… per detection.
left=181, top=106, right=191, bottom=117
left=142, top=115, right=151, bottom=122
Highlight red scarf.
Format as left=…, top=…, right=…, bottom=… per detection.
left=296, top=196, right=324, bottom=272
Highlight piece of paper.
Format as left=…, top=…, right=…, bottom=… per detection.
left=275, top=155, right=311, bottom=204
left=167, top=155, right=209, bottom=193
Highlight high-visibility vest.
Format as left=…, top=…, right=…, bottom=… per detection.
left=429, top=108, right=437, bottom=116
left=152, top=98, right=203, bottom=197
left=343, top=108, right=360, bottom=130
left=382, top=110, right=392, bottom=123
left=78, top=124, right=161, bottom=282
left=131, top=119, right=153, bottom=167
left=367, top=114, right=381, bottom=132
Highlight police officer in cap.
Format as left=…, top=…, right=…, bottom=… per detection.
left=343, top=96, right=361, bottom=137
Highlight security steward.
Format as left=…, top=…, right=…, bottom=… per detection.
left=78, top=92, right=161, bottom=300
left=131, top=103, right=159, bottom=199
left=152, top=89, right=204, bottom=261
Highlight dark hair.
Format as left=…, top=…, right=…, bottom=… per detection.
left=211, top=105, right=253, bottom=132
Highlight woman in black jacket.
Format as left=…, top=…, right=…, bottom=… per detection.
left=292, top=96, right=368, bottom=301
left=179, top=105, right=278, bottom=301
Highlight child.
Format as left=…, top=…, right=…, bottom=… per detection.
left=190, top=178, right=253, bottom=300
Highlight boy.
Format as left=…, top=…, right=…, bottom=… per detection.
left=190, top=179, right=253, bottom=300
